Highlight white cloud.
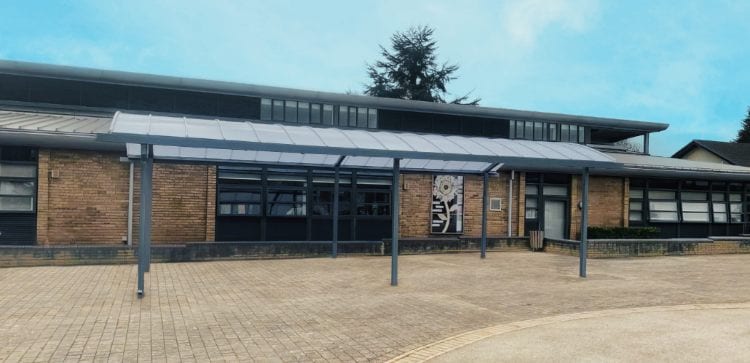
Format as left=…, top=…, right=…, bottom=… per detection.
left=501, top=0, right=600, bottom=49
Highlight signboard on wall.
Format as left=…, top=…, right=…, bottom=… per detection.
left=431, top=175, right=464, bottom=234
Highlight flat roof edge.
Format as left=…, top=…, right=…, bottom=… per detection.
left=0, top=59, right=669, bottom=132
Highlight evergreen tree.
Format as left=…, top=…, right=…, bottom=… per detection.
left=364, top=26, right=480, bottom=105
left=735, top=107, right=750, bottom=143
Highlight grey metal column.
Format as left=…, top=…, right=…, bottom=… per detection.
left=332, top=165, right=340, bottom=258
left=137, top=144, right=153, bottom=297
left=481, top=171, right=489, bottom=259
left=580, top=167, right=590, bottom=278
left=391, top=158, right=400, bottom=286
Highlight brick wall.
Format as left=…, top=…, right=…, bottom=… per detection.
left=37, top=149, right=216, bottom=245
left=399, top=172, right=521, bottom=238
left=569, top=175, right=628, bottom=239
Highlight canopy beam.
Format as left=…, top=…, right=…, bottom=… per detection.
left=580, top=167, right=590, bottom=278
left=137, top=144, right=153, bottom=297
left=391, top=158, right=401, bottom=286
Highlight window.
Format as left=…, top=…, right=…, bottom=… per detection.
left=272, top=100, right=284, bottom=121
left=285, top=101, right=298, bottom=123
left=323, top=104, right=334, bottom=125
left=509, top=121, right=515, bottom=139
left=260, top=98, right=272, bottom=120
left=548, top=123, right=558, bottom=141
left=515, top=121, right=525, bottom=138
left=357, top=107, right=368, bottom=128
left=730, top=193, right=742, bottom=223
left=648, top=190, right=678, bottom=222
left=311, top=176, right=351, bottom=216
left=560, top=124, right=570, bottom=142
left=681, top=192, right=709, bottom=222
left=490, top=197, right=502, bottom=211
left=267, top=175, right=306, bottom=216
left=712, top=193, right=727, bottom=223
left=525, top=185, right=538, bottom=219
left=368, top=108, right=378, bottom=128
left=356, top=177, right=391, bottom=216
left=629, top=189, right=643, bottom=222
left=218, top=191, right=261, bottom=216
left=310, top=104, right=321, bottom=124
left=543, top=185, right=568, bottom=196
left=578, top=126, right=586, bottom=143
left=524, top=121, right=534, bottom=140
left=533, top=122, right=543, bottom=141
left=298, top=102, right=310, bottom=124
left=338, top=106, right=348, bottom=126
left=0, top=162, right=36, bottom=212
left=348, top=106, right=358, bottom=127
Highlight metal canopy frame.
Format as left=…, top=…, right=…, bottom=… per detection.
left=97, top=112, right=615, bottom=296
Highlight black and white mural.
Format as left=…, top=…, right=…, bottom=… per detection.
left=431, top=175, right=464, bottom=234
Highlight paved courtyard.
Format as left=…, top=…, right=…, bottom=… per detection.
left=0, top=252, right=749, bottom=362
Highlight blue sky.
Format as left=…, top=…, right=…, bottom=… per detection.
left=1, top=0, right=748, bottom=156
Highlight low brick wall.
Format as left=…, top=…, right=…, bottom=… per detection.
left=544, top=237, right=750, bottom=258
left=383, top=237, right=530, bottom=255
left=0, top=237, right=531, bottom=268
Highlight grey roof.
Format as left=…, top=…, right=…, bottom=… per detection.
left=671, top=139, right=750, bottom=166
left=0, top=110, right=111, bottom=134
left=603, top=152, right=750, bottom=180
left=106, top=112, right=617, bottom=173
left=0, top=59, right=668, bottom=132
left=0, top=109, right=120, bottom=151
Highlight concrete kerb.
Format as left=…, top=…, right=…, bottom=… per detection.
left=386, top=302, right=750, bottom=363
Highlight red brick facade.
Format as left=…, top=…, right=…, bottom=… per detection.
left=36, top=149, right=215, bottom=245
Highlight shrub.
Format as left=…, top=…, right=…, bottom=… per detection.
left=587, top=226, right=660, bottom=239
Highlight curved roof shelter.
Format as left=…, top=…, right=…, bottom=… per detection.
left=106, top=112, right=618, bottom=174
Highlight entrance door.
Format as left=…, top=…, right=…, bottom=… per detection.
left=544, top=200, right=566, bottom=239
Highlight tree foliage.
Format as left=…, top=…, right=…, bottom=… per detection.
left=734, top=107, right=750, bottom=143
left=364, top=26, right=480, bottom=105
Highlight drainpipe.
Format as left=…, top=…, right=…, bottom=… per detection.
left=127, top=160, right=134, bottom=246
left=508, top=170, right=514, bottom=237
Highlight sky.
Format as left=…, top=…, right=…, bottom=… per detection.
left=0, top=0, right=749, bottom=156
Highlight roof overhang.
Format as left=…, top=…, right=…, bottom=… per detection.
left=100, top=112, right=619, bottom=174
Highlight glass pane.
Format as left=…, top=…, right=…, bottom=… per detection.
left=338, top=106, right=348, bottom=126
left=543, top=185, right=568, bottom=196
left=272, top=100, right=284, bottom=121
left=578, top=127, right=586, bottom=143
left=0, top=181, right=34, bottom=195
left=533, top=122, right=543, bottom=140
left=323, top=104, right=334, bottom=125
left=298, top=102, right=310, bottom=124
left=569, top=125, right=578, bottom=142
left=629, top=211, right=642, bottom=221
left=730, top=203, right=742, bottom=213
left=729, top=193, right=742, bottom=202
left=260, top=98, right=272, bottom=120
left=629, top=201, right=642, bottom=211
left=526, top=198, right=537, bottom=208
left=681, top=192, right=707, bottom=201
left=285, top=101, right=298, bottom=122
left=0, top=163, right=36, bottom=178
left=525, top=209, right=537, bottom=219
left=357, top=107, right=368, bottom=128
left=630, top=189, right=643, bottom=199
left=682, top=202, right=708, bottom=212
left=524, top=121, right=533, bottom=140
left=0, top=196, right=33, bottom=211
left=560, top=124, right=570, bottom=142
left=348, top=107, right=358, bottom=127
left=711, top=193, right=725, bottom=201
left=548, top=123, right=557, bottom=141
left=312, top=203, right=331, bottom=216
left=247, top=204, right=261, bottom=215
left=650, top=211, right=678, bottom=221
left=366, top=108, right=377, bottom=128
left=310, top=104, right=321, bottom=124
left=268, top=203, right=306, bottom=216
left=509, top=121, right=515, bottom=139
left=219, top=204, right=231, bottom=215
left=649, top=201, right=677, bottom=211
left=649, top=190, right=675, bottom=200
left=357, top=178, right=391, bottom=186
left=713, top=212, right=727, bottom=223
left=516, top=121, right=525, bottom=138
left=683, top=212, right=709, bottom=222
left=730, top=213, right=742, bottom=223
left=525, top=185, right=538, bottom=195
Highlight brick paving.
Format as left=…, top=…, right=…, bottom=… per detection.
left=1, top=252, right=749, bottom=362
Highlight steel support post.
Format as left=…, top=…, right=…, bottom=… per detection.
left=481, top=171, right=489, bottom=258
left=580, top=167, right=590, bottom=278
left=137, top=144, right=153, bottom=297
left=391, top=158, right=400, bottom=286
left=332, top=165, right=340, bottom=258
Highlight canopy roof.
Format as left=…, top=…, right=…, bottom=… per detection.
left=103, top=112, right=617, bottom=173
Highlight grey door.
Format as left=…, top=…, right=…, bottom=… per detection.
left=544, top=200, right=566, bottom=239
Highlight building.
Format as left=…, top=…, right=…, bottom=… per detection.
left=672, top=139, right=750, bottom=166
left=2, top=59, right=750, bottom=248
